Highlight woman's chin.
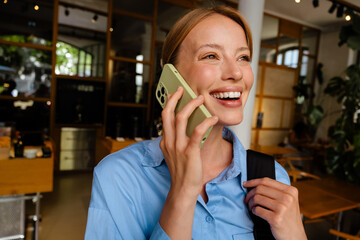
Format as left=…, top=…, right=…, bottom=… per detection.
left=217, top=116, right=243, bottom=127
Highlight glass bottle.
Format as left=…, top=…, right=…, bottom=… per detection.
left=14, top=132, right=24, bottom=158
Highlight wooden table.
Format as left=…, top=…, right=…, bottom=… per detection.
left=0, top=141, right=54, bottom=240
left=96, top=137, right=143, bottom=165
left=292, top=178, right=360, bottom=234
left=293, top=179, right=360, bottom=219
left=0, top=141, right=53, bottom=195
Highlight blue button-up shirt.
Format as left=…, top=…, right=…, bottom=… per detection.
left=85, top=127, right=290, bottom=239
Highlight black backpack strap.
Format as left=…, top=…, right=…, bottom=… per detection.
left=246, top=149, right=276, bottom=240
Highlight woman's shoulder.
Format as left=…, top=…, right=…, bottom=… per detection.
left=275, top=161, right=291, bottom=185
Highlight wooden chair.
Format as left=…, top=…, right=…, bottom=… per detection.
left=276, top=156, right=319, bottom=182
left=277, top=156, right=313, bottom=170
left=287, top=170, right=321, bottom=182
left=329, top=229, right=360, bottom=240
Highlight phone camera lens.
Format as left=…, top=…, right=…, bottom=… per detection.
left=157, top=90, right=161, bottom=98
left=161, top=87, right=165, bottom=95
left=161, top=96, right=165, bottom=104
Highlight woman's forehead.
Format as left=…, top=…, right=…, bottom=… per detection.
left=181, top=14, right=247, bottom=48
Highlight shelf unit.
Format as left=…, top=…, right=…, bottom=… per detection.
left=0, top=0, right=238, bottom=170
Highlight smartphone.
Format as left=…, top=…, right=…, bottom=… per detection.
left=156, top=64, right=212, bottom=147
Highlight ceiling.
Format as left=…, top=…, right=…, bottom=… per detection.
left=263, top=0, right=360, bottom=31
left=56, top=0, right=360, bottom=32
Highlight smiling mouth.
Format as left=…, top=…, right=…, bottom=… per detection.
left=210, top=91, right=241, bottom=100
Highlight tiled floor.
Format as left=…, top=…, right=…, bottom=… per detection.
left=29, top=172, right=358, bottom=240
left=27, top=172, right=93, bottom=240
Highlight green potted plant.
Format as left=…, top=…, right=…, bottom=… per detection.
left=293, top=67, right=324, bottom=139
left=324, top=13, right=360, bottom=183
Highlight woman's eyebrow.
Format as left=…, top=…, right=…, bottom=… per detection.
left=196, top=43, right=223, bottom=53
left=196, top=44, right=249, bottom=53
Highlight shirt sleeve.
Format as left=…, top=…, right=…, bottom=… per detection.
left=85, top=158, right=171, bottom=240
left=85, top=207, right=120, bottom=240
left=149, top=223, right=172, bottom=240
left=85, top=170, right=121, bottom=240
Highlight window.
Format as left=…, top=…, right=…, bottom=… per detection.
left=55, top=41, right=93, bottom=77
left=0, top=41, right=52, bottom=98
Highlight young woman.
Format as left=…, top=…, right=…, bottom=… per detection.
left=85, top=6, right=307, bottom=240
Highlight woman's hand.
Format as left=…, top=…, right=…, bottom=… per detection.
left=243, top=178, right=307, bottom=240
left=159, top=86, right=218, bottom=240
left=160, top=86, right=218, bottom=195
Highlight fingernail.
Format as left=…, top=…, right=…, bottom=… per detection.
left=197, top=95, right=203, bottom=99
left=212, top=116, right=218, bottom=121
left=177, top=86, right=182, bottom=91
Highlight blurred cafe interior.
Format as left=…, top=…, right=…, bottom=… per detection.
left=0, top=0, right=359, bottom=239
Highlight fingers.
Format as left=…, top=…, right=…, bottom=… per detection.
left=244, top=182, right=282, bottom=204
left=188, top=116, right=218, bottom=148
left=243, top=178, right=300, bottom=226
left=243, top=177, right=289, bottom=192
left=244, top=178, right=298, bottom=204
left=244, top=178, right=306, bottom=239
left=162, top=86, right=217, bottom=149
left=247, top=192, right=285, bottom=214
left=161, top=87, right=183, bottom=143
left=175, top=95, right=205, bottom=147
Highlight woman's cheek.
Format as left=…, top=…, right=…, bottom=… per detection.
left=245, top=67, right=254, bottom=90
left=193, top=67, right=217, bottom=90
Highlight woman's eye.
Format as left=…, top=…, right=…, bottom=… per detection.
left=203, top=54, right=216, bottom=59
left=239, top=55, right=250, bottom=62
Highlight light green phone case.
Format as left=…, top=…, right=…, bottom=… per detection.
left=156, top=64, right=212, bottom=146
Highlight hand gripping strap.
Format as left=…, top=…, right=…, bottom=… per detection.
left=246, top=149, right=276, bottom=240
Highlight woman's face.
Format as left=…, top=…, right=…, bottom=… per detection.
left=175, top=14, right=254, bottom=126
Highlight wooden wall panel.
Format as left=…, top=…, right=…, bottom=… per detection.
left=256, top=65, right=262, bottom=95
left=263, top=67, right=296, bottom=97
left=258, top=130, right=288, bottom=146
left=261, top=98, right=283, bottom=128
left=252, top=98, right=259, bottom=128
left=282, top=100, right=293, bottom=128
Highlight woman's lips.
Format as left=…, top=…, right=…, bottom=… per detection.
left=210, top=92, right=243, bottom=107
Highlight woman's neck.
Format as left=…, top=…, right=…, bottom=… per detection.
left=200, top=126, right=233, bottom=182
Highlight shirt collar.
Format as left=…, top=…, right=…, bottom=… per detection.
left=142, top=127, right=247, bottom=183
left=142, top=137, right=165, bottom=167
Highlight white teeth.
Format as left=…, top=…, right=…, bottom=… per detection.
left=211, top=92, right=241, bottom=99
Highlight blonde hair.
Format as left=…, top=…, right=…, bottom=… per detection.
left=161, top=6, right=253, bottom=66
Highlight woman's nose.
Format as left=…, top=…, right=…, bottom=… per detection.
left=221, top=60, right=242, bottom=81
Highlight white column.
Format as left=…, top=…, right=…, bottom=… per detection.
left=230, top=0, right=265, bottom=149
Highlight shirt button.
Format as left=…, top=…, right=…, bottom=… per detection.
left=205, top=216, right=213, bottom=223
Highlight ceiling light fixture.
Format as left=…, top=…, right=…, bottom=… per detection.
left=328, top=2, right=337, bottom=14
left=344, top=8, right=353, bottom=21
left=312, top=0, right=319, bottom=8
left=91, top=14, right=98, bottom=23
left=336, top=5, right=344, bottom=18
left=34, top=4, right=39, bottom=11
left=295, top=0, right=301, bottom=3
